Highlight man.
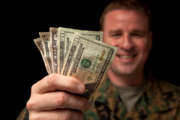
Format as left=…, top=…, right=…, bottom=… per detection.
left=17, top=0, right=180, bottom=119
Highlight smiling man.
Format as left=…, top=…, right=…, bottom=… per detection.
left=84, top=0, right=180, bottom=119
left=17, top=0, right=180, bottom=120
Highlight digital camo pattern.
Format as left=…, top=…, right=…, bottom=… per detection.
left=84, top=77, right=180, bottom=120
left=62, top=35, right=117, bottom=99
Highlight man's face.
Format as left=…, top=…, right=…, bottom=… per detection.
left=103, top=10, right=152, bottom=76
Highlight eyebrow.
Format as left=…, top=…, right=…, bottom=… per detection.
left=109, top=29, right=146, bottom=35
left=109, top=29, right=123, bottom=34
left=131, top=30, right=146, bottom=35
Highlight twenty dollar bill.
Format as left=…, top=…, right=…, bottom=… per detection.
left=62, top=35, right=117, bottom=98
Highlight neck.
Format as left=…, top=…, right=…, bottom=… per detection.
left=107, top=69, right=144, bottom=87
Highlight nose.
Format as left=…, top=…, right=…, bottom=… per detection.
left=116, top=35, right=134, bottom=50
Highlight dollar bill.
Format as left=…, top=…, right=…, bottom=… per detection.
left=62, top=34, right=117, bottom=98
left=34, top=27, right=115, bottom=103
left=57, top=28, right=68, bottom=73
left=50, top=28, right=58, bottom=73
left=33, top=38, right=51, bottom=74
left=58, top=27, right=103, bottom=74
left=39, top=32, right=52, bottom=73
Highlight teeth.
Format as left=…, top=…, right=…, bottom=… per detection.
left=120, top=55, right=133, bottom=58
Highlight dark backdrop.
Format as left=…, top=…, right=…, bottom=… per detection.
left=3, top=0, right=180, bottom=119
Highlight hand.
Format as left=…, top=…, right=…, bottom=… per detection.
left=26, top=74, right=88, bottom=120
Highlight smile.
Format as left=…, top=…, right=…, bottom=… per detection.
left=117, top=54, right=136, bottom=58
left=116, top=54, right=137, bottom=63
left=120, top=55, right=134, bottom=58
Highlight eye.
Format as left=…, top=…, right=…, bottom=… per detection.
left=110, top=33, right=122, bottom=38
left=131, top=32, right=145, bottom=38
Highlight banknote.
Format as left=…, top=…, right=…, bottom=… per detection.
left=62, top=35, right=117, bottom=98
left=39, top=32, right=52, bottom=73
left=33, top=38, right=50, bottom=74
left=50, top=28, right=58, bottom=73
left=34, top=27, right=116, bottom=103
left=58, top=27, right=103, bottom=74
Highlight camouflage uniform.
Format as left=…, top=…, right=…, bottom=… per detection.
left=17, top=77, right=180, bottom=120
left=84, top=78, right=180, bottom=120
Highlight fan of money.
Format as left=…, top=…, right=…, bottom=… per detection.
left=34, top=27, right=117, bottom=101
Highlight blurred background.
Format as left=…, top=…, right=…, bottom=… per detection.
left=2, top=0, right=180, bottom=119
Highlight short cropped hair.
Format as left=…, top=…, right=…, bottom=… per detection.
left=100, top=0, right=152, bottom=31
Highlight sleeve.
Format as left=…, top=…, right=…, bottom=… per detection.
left=16, top=108, right=29, bottom=120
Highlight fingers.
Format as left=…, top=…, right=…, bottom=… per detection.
left=31, top=74, right=85, bottom=94
left=27, top=74, right=87, bottom=120
left=29, top=110, right=83, bottom=120
left=27, top=91, right=88, bottom=112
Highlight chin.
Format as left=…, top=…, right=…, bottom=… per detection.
left=111, top=65, right=136, bottom=75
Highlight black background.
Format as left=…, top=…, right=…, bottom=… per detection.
left=3, top=0, right=180, bottom=119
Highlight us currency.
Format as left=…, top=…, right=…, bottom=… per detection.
left=50, top=28, right=58, bottom=73
left=39, top=32, right=52, bottom=73
left=33, top=38, right=51, bottom=74
left=62, top=35, right=117, bottom=99
left=58, top=27, right=103, bottom=74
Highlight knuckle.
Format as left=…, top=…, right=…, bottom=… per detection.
left=55, top=92, right=67, bottom=106
left=46, top=74, right=56, bottom=87
left=31, top=83, right=37, bottom=93
left=26, top=100, right=34, bottom=111
left=47, top=74, right=60, bottom=85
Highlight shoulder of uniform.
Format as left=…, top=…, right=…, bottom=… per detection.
left=158, top=80, right=180, bottom=93
left=158, top=80, right=180, bottom=101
